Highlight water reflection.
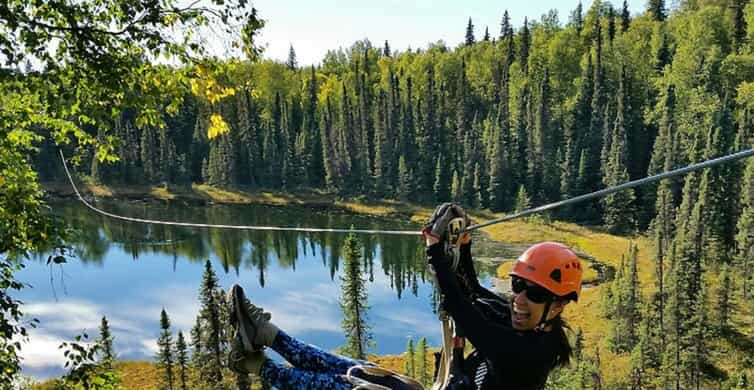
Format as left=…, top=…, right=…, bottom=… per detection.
left=20, top=199, right=471, bottom=380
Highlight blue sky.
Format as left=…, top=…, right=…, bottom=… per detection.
left=250, top=0, right=646, bottom=66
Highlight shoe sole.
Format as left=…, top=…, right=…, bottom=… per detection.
left=228, top=284, right=261, bottom=353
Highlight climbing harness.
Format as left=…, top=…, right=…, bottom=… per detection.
left=344, top=365, right=424, bottom=390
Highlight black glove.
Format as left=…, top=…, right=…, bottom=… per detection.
left=423, top=203, right=456, bottom=241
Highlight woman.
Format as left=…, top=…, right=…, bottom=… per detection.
left=228, top=203, right=581, bottom=390
left=423, top=203, right=582, bottom=389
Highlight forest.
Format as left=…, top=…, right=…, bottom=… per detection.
left=2, top=0, right=754, bottom=388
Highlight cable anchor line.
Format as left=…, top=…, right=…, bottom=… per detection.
left=60, top=148, right=754, bottom=235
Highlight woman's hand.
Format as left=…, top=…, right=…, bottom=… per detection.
left=423, top=203, right=454, bottom=246
left=422, top=203, right=472, bottom=246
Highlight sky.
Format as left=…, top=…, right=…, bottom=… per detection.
left=249, top=0, right=647, bottom=67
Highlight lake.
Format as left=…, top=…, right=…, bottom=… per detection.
left=17, top=199, right=502, bottom=380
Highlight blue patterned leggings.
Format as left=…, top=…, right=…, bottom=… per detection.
left=259, top=330, right=374, bottom=389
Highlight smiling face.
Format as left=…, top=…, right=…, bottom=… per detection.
left=510, top=277, right=567, bottom=331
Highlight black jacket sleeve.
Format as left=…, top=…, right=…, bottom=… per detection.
left=455, top=242, right=503, bottom=302
left=427, top=242, right=557, bottom=388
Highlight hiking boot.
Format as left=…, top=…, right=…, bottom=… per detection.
left=227, top=284, right=279, bottom=353
left=228, top=338, right=267, bottom=375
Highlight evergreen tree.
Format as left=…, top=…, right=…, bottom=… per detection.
left=433, top=155, right=451, bottom=202
left=488, top=80, right=510, bottom=211
left=141, top=125, right=158, bottom=182
left=451, top=169, right=462, bottom=202
left=340, top=232, right=371, bottom=359
left=416, top=337, right=429, bottom=387
left=514, top=185, right=531, bottom=213
left=653, top=25, right=672, bottom=72
left=607, top=6, right=616, bottom=43
left=404, top=338, right=415, bottom=378
left=519, top=17, right=531, bottom=74
left=398, top=156, right=413, bottom=200
left=513, top=86, right=530, bottom=195
left=621, top=0, right=631, bottom=32
left=483, top=26, right=490, bottom=42
left=602, top=68, right=636, bottom=234
left=157, top=309, right=175, bottom=390
left=561, top=54, right=593, bottom=218
left=472, top=161, right=483, bottom=208
left=581, top=23, right=605, bottom=221
left=198, top=260, right=224, bottom=384
left=731, top=0, right=747, bottom=53
left=189, top=316, right=203, bottom=371
left=647, top=84, right=677, bottom=221
left=736, top=156, right=754, bottom=298
left=500, top=10, right=515, bottom=66
left=286, top=44, right=297, bottom=70
left=456, top=59, right=472, bottom=165
left=383, top=40, right=391, bottom=57
left=373, top=89, right=388, bottom=196
left=569, top=2, right=584, bottom=33
left=465, top=18, right=476, bottom=46
left=99, top=316, right=114, bottom=367
left=649, top=0, right=666, bottom=22
left=305, top=66, right=324, bottom=186
left=175, top=331, right=189, bottom=390
left=716, top=264, right=731, bottom=332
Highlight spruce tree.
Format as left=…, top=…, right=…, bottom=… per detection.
left=513, top=86, right=530, bottom=194
left=404, top=337, right=415, bottom=378
left=500, top=10, right=515, bottom=66
left=602, top=68, right=636, bottom=234
left=449, top=169, right=460, bottom=202
left=472, top=161, right=483, bottom=208
left=607, top=6, right=616, bottom=43
left=141, top=124, right=158, bottom=183
left=398, top=156, right=413, bottom=200
left=519, top=17, right=530, bottom=74
left=99, top=316, right=114, bottom=367
left=514, top=185, right=531, bottom=213
left=731, top=0, right=747, bottom=53
left=699, top=105, right=737, bottom=265
left=465, top=18, right=476, bottom=46
left=569, top=2, right=584, bottom=33
left=433, top=155, right=450, bottom=202
left=416, top=337, right=429, bottom=387
left=286, top=45, right=297, bottom=70
left=582, top=24, right=605, bottom=221
left=305, top=66, right=324, bottom=186
left=716, top=264, right=731, bottom=332
left=198, top=260, right=224, bottom=384
left=649, top=0, right=666, bottom=22
left=340, top=232, right=371, bottom=359
left=483, top=26, right=490, bottom=42
left=373, top=89, right=388, bottom=196
left=736, top=156, right=754, bottom=298
left=175, top=331, right=189, bottom=390
left=621, top=0, right=631, bottom=32
left=488, top=83, right=510, bottom=211
left=157, top=308, right=175, bottom=390
left=383, top=40, right=391, bottom=57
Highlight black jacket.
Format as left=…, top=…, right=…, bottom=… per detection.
left=427, top=242, right=560, bottom=390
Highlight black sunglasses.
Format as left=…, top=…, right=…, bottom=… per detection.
left=511, top=276, right=554, bottom=304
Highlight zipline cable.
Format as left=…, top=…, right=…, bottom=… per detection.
left=61, top=148, right=754, bottom=236
left=59, top=149, right=420, bottom=236
left=465, top=148, right=754, bottom=232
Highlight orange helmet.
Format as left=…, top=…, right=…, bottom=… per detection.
left=509, top=242, right=582, bottom=301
